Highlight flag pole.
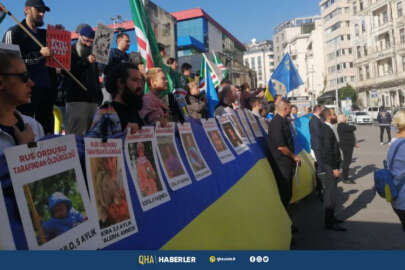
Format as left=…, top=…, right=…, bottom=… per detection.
left=0, top=3, right=87, bottom=92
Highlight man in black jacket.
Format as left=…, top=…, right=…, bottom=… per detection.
left=2, top=0, right=56, bottom=135
left=309, top=105, right=324, bottom=199
left=318, top=108, right=347, bottom=231
left=64, top=25, right=102, bottom=136
left=377, top=107, right=392, bottom=145
left=337, top=114, right=357, bottom=183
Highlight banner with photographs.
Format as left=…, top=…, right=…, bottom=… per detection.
left=125, top=127, right=171, bottom=212
left=235, top=110, right=256, bottom=144
left=4, top=135, right=99, bottom=250
left=229, top=112, right=251, bottom=145
left=217, top=116, right=249, bottom=155
left=92, top=24, right=114, bottom=65
left=84, top=138, right=138, bottom=248
left=201, top=119, right=235, bottom=164
left=46, top=25, right=71, bottom=70
left=155, top=122, right=192, bottom=191
left=259, top=117, right=269, bottom=135
left=177, top=123, right=211, bottom=181
left=0, top=187, right=15, bottom=250
left=245, top=109, right=264, bottom=138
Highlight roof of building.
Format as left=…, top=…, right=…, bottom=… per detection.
left=171, top=8, right=246, bottom=50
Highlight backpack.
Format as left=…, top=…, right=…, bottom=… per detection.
left=374, top=139, right=405, bottom=202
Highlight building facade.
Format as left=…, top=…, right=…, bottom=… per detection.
left=273, top=16, right=323, bottom=98
left=351, top=0, right=405, bottom=108
left=320, top=0, right=357, bottom=104
left=243, top=39, right=275, bottom=88
left=171, top=8, right=256, bottom=86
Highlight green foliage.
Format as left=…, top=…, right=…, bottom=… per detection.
left=26, top=169, right=85, bottom=221
left=338, top=84, right=357, bottom=103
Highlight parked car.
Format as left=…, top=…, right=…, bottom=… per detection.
left=352, top=111, right=372, bottom=124
left=367, top=106, right=379, bottom=121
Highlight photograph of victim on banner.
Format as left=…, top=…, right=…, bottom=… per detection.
left=201, top=118, right=235, bottom=164
left=229, top=111, right=252, bottom=145
left=0, top=187, right=15, bottom=250
left=84, top=138, right=138, bottom=248
left=46, top=25, right=71, bottom=70
left=236, top=109, right=256, bottom=143
left=245, top=109, right=264, bottom=137
left=177, top=123, right=211, bottom=181
left=218, top=115, right=249, bottom=155
left=92, top=24, right=114, bottom=65
left=155, top=122, right=192, bottom=191
left=125, top=127, right=170, bottom=212
left=4, top=136, right=99, bottom=250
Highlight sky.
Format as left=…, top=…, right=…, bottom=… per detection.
left=0, top=0, right=321, bottom=43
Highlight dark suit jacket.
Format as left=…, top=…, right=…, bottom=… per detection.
left=337, top=123, right=356, bottom=147
left=319, top=123, right=342, bottom=171
left=309, top=114, right=322, bottom=150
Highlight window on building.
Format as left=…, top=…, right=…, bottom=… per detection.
left=245, top=59, right=249, bottom=68
left=400, top=28, right=405, bottom=45
left=251, top=57, right=255, bottom=69
left=359, top=67, right=363, bottom=80
left=360, top=1, right=364, bottom=11
left=347, top=34, right=351, bottom=40
left=257, top=56, right=262, bottom=68
left=350, top=62, right=354, bottom=68
left=398, top=1, right=403, bottom=17
left=365, top=65, right=370, bottom=79
left=357, top=46, right=362, bottom=58
left=349, top=48, right=352, bottom=54
left=364, top=45, right=368, bottom=56
left=402, top=55, right=405, bottom=71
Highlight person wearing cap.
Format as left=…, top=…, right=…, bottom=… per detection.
left=63, top=25, right=102, bottom=136
left=2, top=0, right=58, bottom=135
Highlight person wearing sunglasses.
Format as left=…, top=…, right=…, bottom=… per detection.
left=2, top=0, right=58, bottom=135
left=0, top=52, right=45, bottom=154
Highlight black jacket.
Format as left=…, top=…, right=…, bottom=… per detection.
left=377, top=111, right=392, bottom=125
left=2, top=20, right=55, bottom=90
left=337, top=122, right=356, bottom=147
left=63, top=43, right=102, bottom=103
left=319, top=123, right=342, bottom=171
left=309, top=114, right=322, bottom=150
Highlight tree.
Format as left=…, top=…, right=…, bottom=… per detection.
left=338, top=84, right=357, bottom=103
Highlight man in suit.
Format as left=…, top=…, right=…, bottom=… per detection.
left=309, top=105, right=324, bottom=199
left=318, top=108, right=347, bottom=231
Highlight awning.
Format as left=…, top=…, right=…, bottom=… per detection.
left=318, top=90, right=336, bottom=102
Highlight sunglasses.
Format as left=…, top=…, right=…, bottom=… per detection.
left=0, top=72, right=30, bottom=83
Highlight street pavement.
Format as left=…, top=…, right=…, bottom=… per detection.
left=291, top=124, right=405, bottom=250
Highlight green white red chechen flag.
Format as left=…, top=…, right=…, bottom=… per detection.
left=129, top=0, right=173, bottom=95
left=212, top=51, right=228, bottom=79
left=199, top=54, right=220, bottom=91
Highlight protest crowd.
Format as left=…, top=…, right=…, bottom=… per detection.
left=1, top=0, right=405, bottom=251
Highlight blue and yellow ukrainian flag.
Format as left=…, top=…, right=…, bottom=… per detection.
left=265, top=79, right=277, bottom=102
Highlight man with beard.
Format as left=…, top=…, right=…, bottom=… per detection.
left=63, top=25, right=102, bottom=136
left=89, top=63, right=144, bottom=136
left=2, top=0, right=56, bottom=135
left=318, top=108, right=347, bottom=231
left=103, top=33, right=131, bottom=77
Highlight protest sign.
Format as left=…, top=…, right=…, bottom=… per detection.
left=155, top=122, right=192, bottom=191
left=201, top=118, right=235, bottom=164
left=4, top=135, right=99, bottom=250
left=259, top=117, right=269, bottom=135
left=92, top=24, right=114, bottom=65
left=46, top=25, right=71, bottom=70
left=0, top=187, right=15, bottom=250
left=245, top=109, right=264, bottom=137
left=84, top=138, right=138, bottom=248
left=235, top=110, right=256, bottom=144
left=0, top=42, right=21, bottom=56
left=217, top=116, right=249, bottom=155
left=177, top=123, right=211, bottom=181
left=125, top=127, right=170, bottom=212
left=229, top=112, right=250, bottom=145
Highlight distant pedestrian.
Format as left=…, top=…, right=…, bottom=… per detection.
left=337, top=114, right=358, bottom=184
left=377, top=107, right=392, bottom=145
left=387, top=110, right=405, bottom=232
